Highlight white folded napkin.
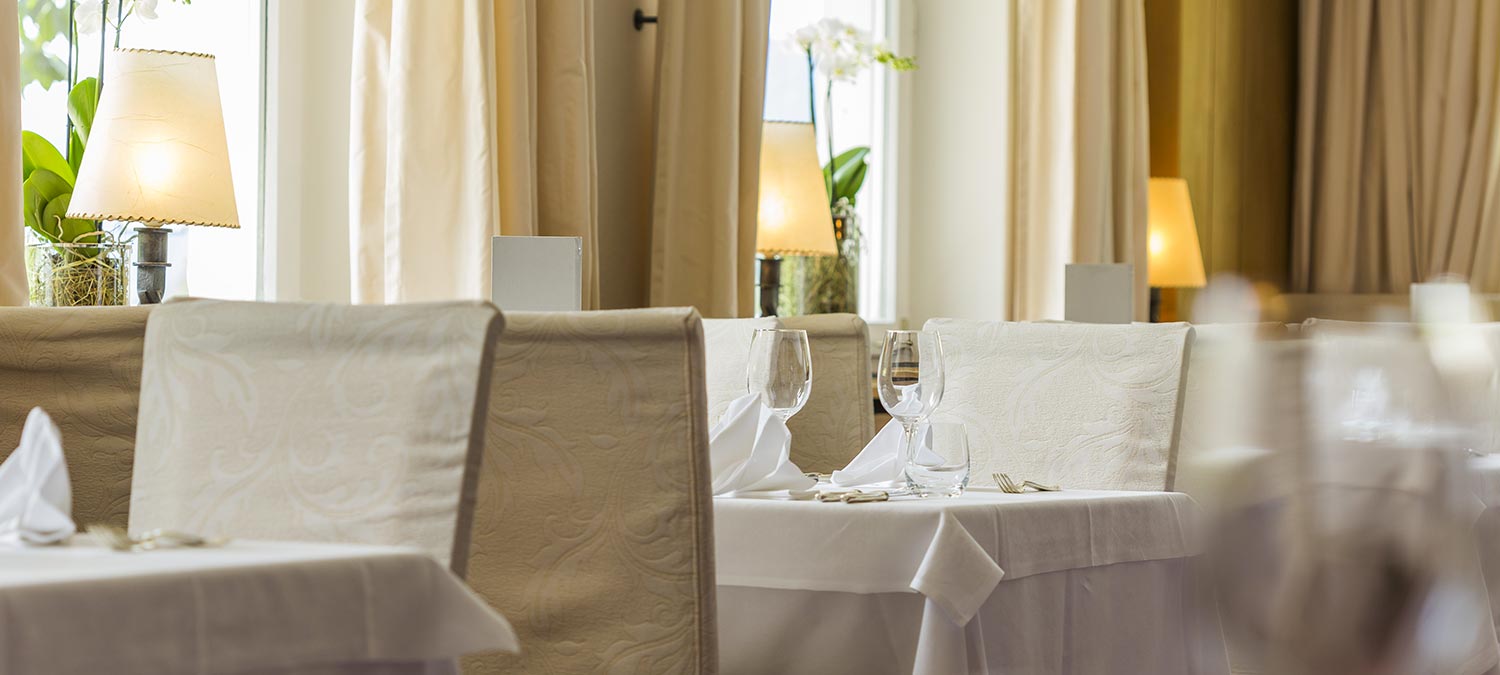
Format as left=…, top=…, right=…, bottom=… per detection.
left=831, top=419, right=937, bottom=488
left=0, top=408, right=75, bottom=546
left=710, top=393, right=816, bottom=497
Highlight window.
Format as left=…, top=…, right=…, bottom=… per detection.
left=19, top=0, right=263, bottom=301
left=764, top=0, right=900, bottom=325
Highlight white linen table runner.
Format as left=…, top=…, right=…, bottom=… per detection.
left=0, top=540, right=517, bottom=675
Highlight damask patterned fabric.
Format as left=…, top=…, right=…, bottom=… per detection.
left=702, top=316, right=780, bottom=425
left=466, top=308, right=716, bottom=675
left=781, top=314, right=874, bottom=473
left=923, top=319, right=1193, bottom=491
left=129, top=299, right=503, bottom=573
left=0, top=306, right=151, bottom=530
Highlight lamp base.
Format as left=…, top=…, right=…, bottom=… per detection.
left=758, top=256, right=782, bottom=317
left=134, top=226, right=172, bottom=305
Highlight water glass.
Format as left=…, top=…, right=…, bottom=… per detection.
left=747, top=328, right=812, bottom=421
left=905, top=423, right=971, bottom=497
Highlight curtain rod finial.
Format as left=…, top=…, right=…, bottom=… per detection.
left=634, top=9, right=658, bottom=31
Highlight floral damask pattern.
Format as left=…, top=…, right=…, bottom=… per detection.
left=703, top=317, right=780, bottom=426
left=782, top=314, right=875, bottom=474
left=0, top=306, right=151, bottom=529
left=129, top=299, right=502, bottom=568
left=923, top=320, right=1194, bottom=492
left=465, top=308, right=716, bottom=675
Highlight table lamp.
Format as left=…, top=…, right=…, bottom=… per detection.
left=1147, top=177, right=1206, bottom=322
left=756, top=121, right=837, bottom=317
left=68, top=48, right=239, bottom=304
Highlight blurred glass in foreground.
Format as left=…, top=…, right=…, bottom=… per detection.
left=1184, top=276, right=1498, bottom=675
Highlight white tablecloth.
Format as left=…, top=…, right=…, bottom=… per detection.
left=715, top=489, right=1228, bottom=674
left=0, top=539, right=518, bottom=675
left=1471, top=456, right=1500, bottom=675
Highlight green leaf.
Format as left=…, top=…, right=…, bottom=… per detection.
left=23, top=169, right=72, bottom=240
left=68, top=78, right=100, bottom=148
left=835, top=161, right=868, bottom=205
left=21, top=131, right=73, bottom=183
left=823, top=146, right=870, bottom=204
left=43, top=193, right=98, bottom=249
left=18, top=0, right=71, bottom=90
left=24, top=168, right=71, bottom=205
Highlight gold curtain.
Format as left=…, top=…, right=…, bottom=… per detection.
left=0, top=0, right=23, bottom=306
left=1007, top=0, right=1151, bottom=321
left=494, top=0, right=600, bottom=309
left=648, top=0, right=771, bottom=318
left=350, top=0, right=599, bottom=307
left=1294, top=0, right=1500, bottom=293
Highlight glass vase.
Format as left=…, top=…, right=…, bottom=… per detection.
left=802, top=213, right=860, bottom=315
left=27, top=241, right=132, bottom=307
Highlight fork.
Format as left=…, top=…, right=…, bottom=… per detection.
left=87, top=524, right=227, bottom=552
left=994, top=473, right=1060, bottom=493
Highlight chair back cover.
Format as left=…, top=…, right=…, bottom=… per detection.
left=129, top=299, right=503, bottom=572
left=702, top=316, right=780, bottom=424
left=465, top=308, right=716, bottom=674
left=0, top=306, right=151, bottom=529
left=1175, top=322, right=1291, bottom=494
left=781, top=313, right=873, bottom=473
left=924, top=319, right=1194, bottom=491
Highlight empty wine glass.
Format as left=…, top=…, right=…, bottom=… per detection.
left=747, top=328, right=812, bottom=421
left=878, top=330, right=945, bottom=490
left=906, top=423, right=970, bottom=497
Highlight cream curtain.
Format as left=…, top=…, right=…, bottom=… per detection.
left=350, top=0, right=599, bottom=306
left=1294, top=0, right=1500, bottom=293
left=648, top=0, right=770, bottom=318
left=0, top=0, right=24, bottom=306
left=1007, top=0, right=1151, bottom=321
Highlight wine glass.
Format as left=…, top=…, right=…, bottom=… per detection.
left=746, top=328, right=812, bottom=421
left=878, top=330, right=945, bottom=490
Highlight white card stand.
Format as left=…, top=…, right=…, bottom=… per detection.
left=490, top=236, right=583, bottom=312
left=1411, top=281, right=1472, bottom=324
left=1064, top=263, right=1134, bottom=324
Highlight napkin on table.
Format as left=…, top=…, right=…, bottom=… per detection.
left=0, top=408, right=75, bottom=546
left=710, top=393, right=816, bottom=497
left=831, top=419, right=937, bottom=488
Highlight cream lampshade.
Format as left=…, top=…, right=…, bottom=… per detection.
left=757, top=121, right=837, bottom=257
left=1147, top=178, right=1206, bottom=288
left=67, top=48, right=238, bottom=303
left=755, top=121, right=836, bottom=317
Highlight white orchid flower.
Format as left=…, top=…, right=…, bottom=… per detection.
left=133, top=0, right=160, bottom=21
left=793, top=24, right=819, bottom=50
left=75, top=0, right=103, bottom=35
left=794, top=17, right=887, bottom=83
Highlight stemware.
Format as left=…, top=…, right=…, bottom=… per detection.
left=746, top=328, right=813, bottom=422
left=877, top=330, right=946, bottom=491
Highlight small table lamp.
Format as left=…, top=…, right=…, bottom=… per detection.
left=67, top=48, right=239, bottom=304
left=756, top=121, right=837, bottom=317
left=1147, top=177, right=1206, bottom=322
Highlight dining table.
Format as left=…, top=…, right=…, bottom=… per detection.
left=714, top=487, right=1229, bottom=675
left=0, top=538, right=518, bottom=675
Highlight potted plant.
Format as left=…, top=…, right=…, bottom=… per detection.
left=785, top=18, right=915, bottom=315
left=19, top=0, right=175, bottom=306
